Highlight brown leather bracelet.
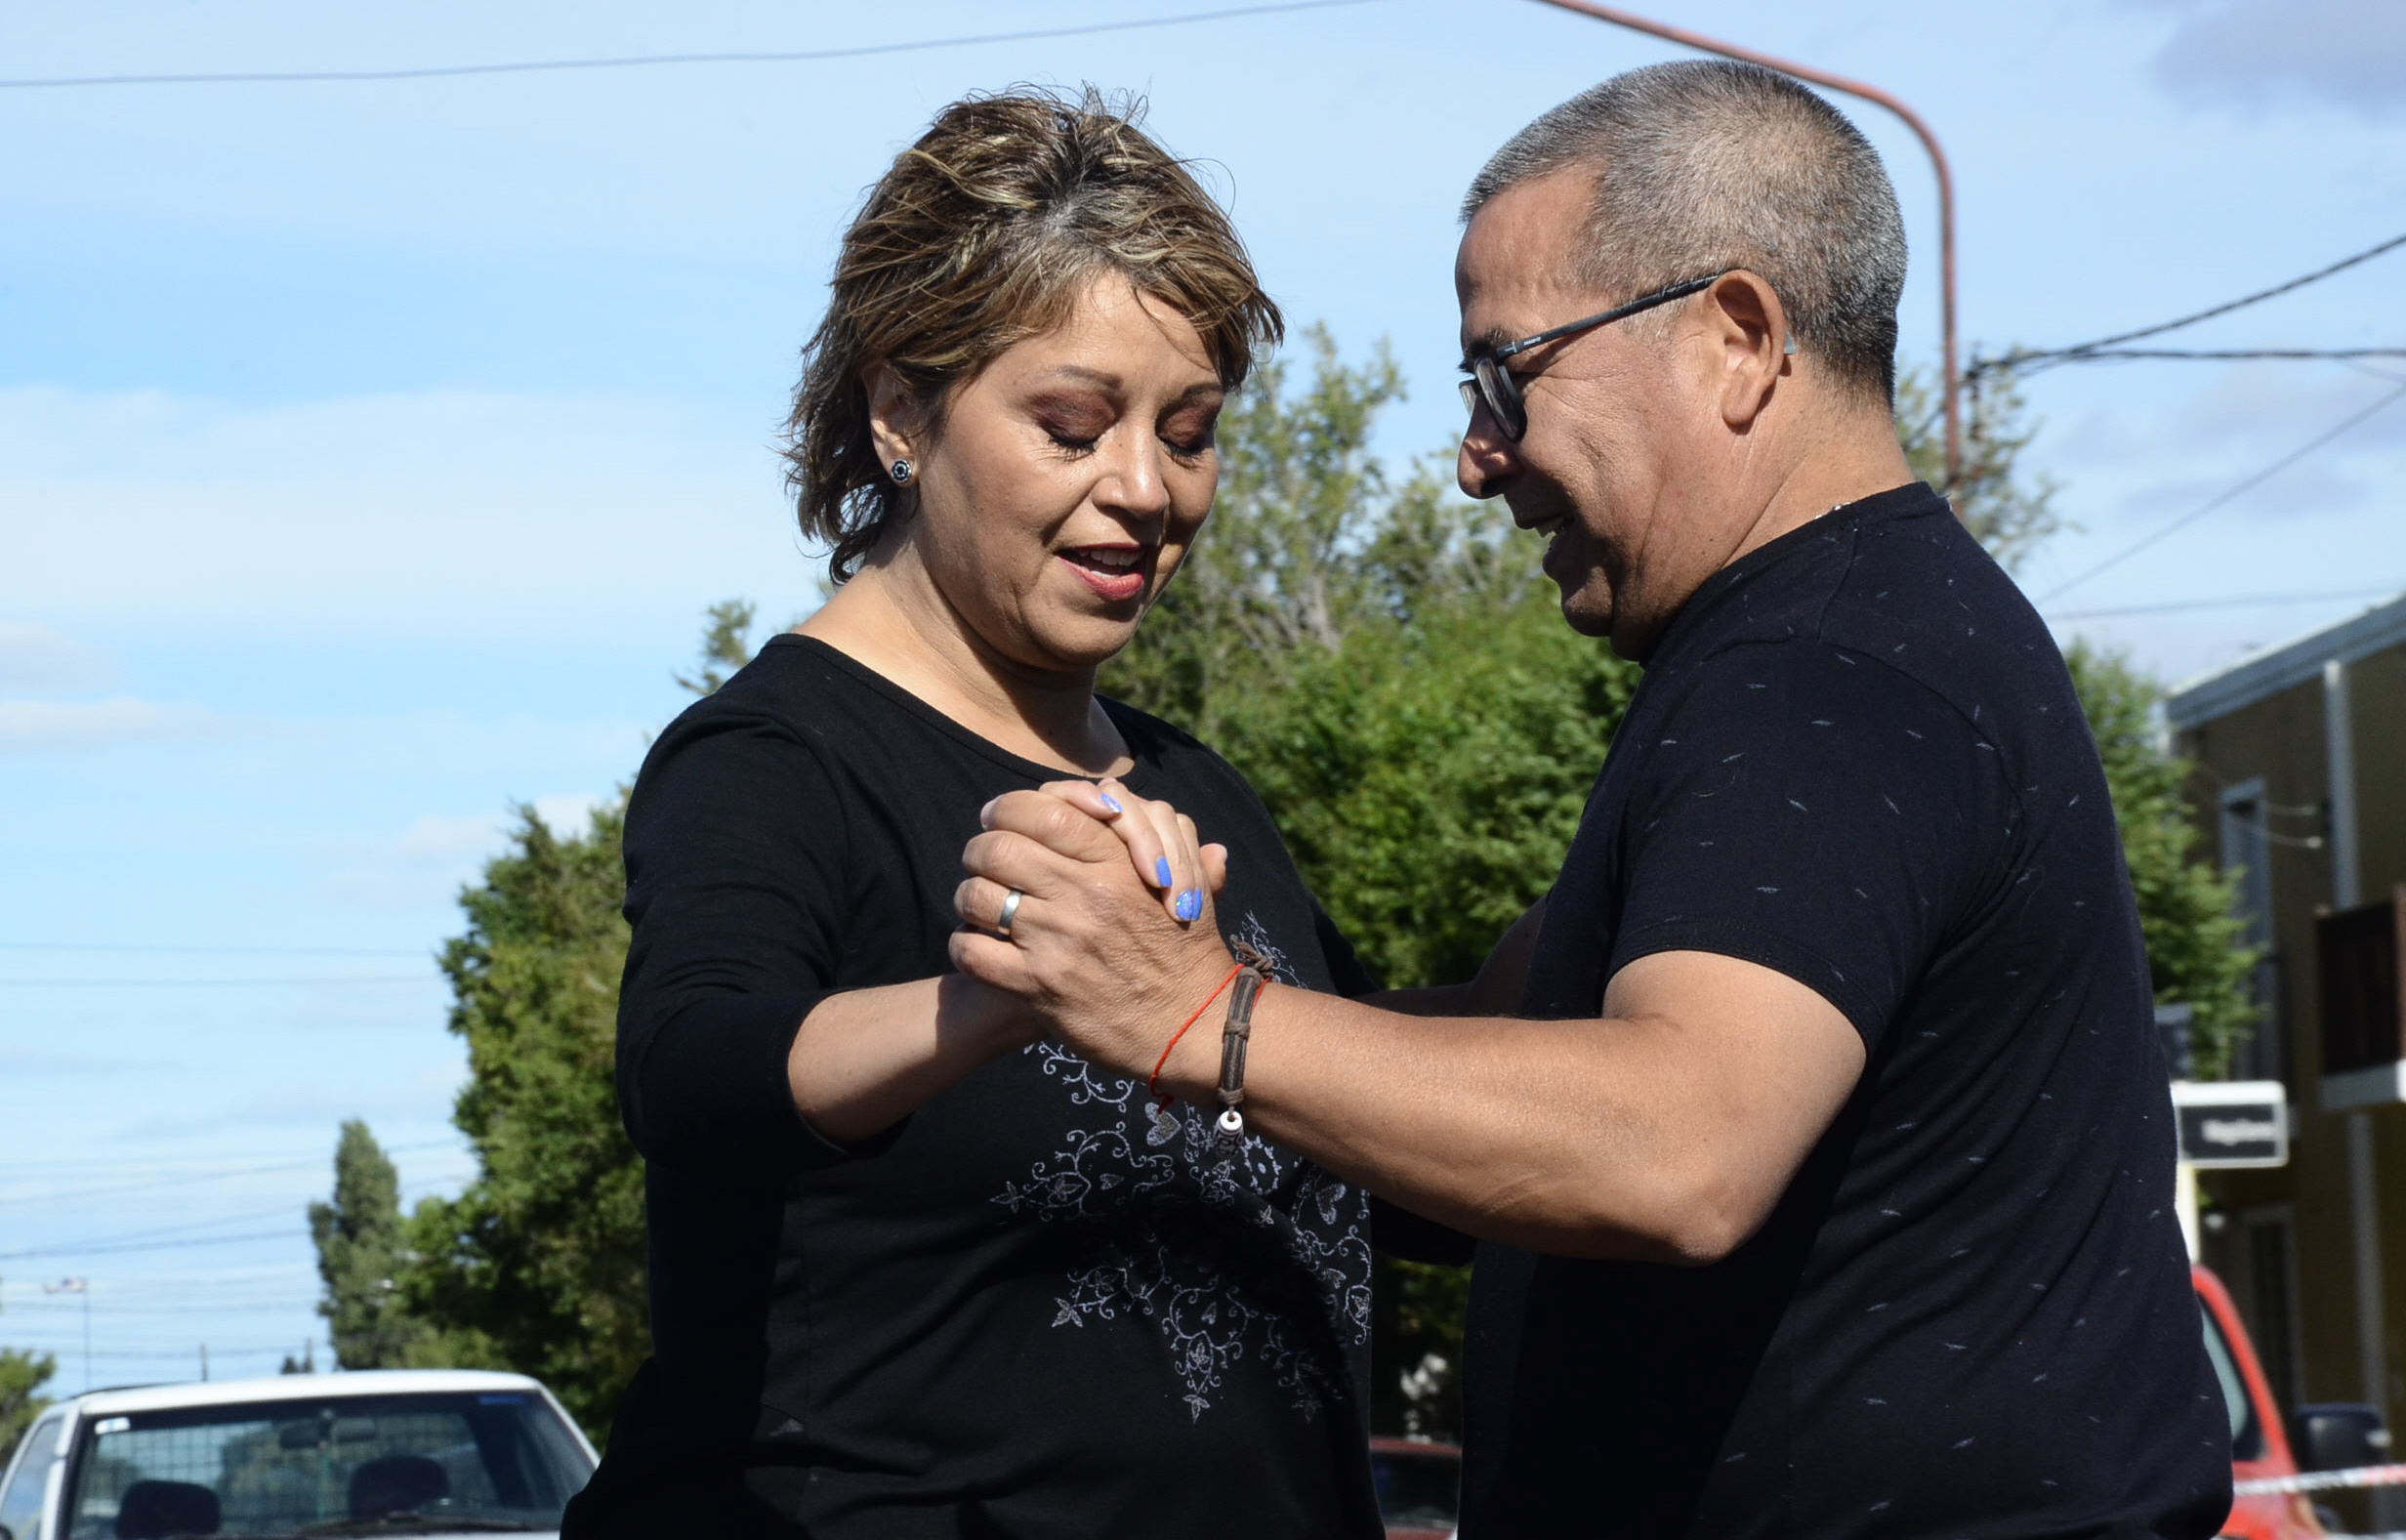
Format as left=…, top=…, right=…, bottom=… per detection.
left=1217, top=942, right=1270, bottom=1136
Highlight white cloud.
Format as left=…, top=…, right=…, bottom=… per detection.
left=318, top=794, right=611, bottom=911
left=385, top=812, right=513, bottom=863
left=0, top=622, right=115, bottom=691
left=528, top=792, right=606, bottom=835
left=0, top=385, right=816, bottom=643
left=0, top=696, right=223, bottom=752
left=2147, top=0, right=2406, bottom=117
left=0, top=1043, right=140, bottom=1075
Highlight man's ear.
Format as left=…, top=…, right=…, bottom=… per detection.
left=1706, top=272, right=1789, bottom=432
left=863, top=361, right=923, bottom=471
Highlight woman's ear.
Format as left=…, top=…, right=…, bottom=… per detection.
left=863, top=362, right=921, bottom=473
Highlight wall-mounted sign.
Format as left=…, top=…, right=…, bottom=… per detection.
left=2171, top=1080, right=2289, bottom=1169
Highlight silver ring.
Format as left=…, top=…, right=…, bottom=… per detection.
left=996, top=888, right=1023, bottom=937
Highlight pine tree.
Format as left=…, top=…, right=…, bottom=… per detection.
left=308, top=1121, right=445, bottom=1368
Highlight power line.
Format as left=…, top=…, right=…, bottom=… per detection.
left=0, top=942, right=427, bottom=957
left=4, top=1204, right=312, bottom=1259
left=2038, top=379, right=2406, bottom=604
left=0, top=1230, right=301, bottom=1262
left=2, top=1300, right=318, bottom=1315
left=0, top=1143, right=456, bottom=1209
left=0, top=0, right=1388, bottom=90
left=0, top=1175, right=471, bottom=1259
left=1977, top=229, right=2406, bottom=379
left=2031, top=348, right=2406, bottom=365
left=2048, top=585, right=2403, bottom=622
left=0, top=975, right=436, bottom=986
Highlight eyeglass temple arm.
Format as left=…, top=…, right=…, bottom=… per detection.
left=1490, top=272, right=1728, bottom=362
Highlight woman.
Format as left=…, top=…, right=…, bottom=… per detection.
left=562, top=91, right=1385, bottom=1537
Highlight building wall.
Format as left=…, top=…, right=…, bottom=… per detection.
left=2180, top=633, right=2406, bottom=1428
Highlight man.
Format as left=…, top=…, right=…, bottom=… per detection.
left=953, top=62, right=2229, bottom=1537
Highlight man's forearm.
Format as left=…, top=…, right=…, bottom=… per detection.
left=1155, top=988, right=1726, bottom=1264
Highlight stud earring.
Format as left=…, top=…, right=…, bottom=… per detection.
left=890, top=459, right=914, bottom=485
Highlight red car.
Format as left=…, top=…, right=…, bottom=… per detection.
left=2197, top=1263, right=2332, bottom=1540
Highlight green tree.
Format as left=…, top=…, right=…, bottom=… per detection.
left=1897, top=363, right=2066, bottom=572
left=384, top=609, right=760, bottom=1440
left=1106, top=326, right=1639, bottom=992
left=0, top=1343, right=54, bottom=1465
left=1107, top=334, right=1645, bottom=1435
left=309, top=1121, right=448, bottom=1368
left=394, top=798, right=646, bottom=1438
left=674, top=599, right=761, bottom=697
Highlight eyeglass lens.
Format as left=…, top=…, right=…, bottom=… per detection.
left=1461, top=356, right=1527, bottom=442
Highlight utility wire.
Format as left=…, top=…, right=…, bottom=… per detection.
left=0, top=1143, right=455, bottom=1208
left=2049, top=585, right=2403, bottom=621
left=2037, top=380, right=2406, bottom=604
left=0, top=1229, right=299, bottom=1262
left=0, top=975, right=435, bottom=986
left=0, top=0, right=1388, bottom=90
left=1976, top=229, right=2406, bottom=379
left=0, top=942, right=426, bottom=957
left=0, top=1175, right=469, bottom=1258
left=4, top=1204, right=305, bottom=1256
left=2030, top=347, right=2406, bottom=365
left=2, top=1300, right=320, bottom=1315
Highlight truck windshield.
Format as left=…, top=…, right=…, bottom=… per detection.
left=2199, top=1299, right=2266, bottom=1462
left=62, top=1391, right=592, bottom=1538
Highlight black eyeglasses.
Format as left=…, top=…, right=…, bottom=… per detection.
left=1458, top=272, right=1725, bottom=441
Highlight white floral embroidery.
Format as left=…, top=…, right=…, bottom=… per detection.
left=995, top=911, right=1373, bottom=1421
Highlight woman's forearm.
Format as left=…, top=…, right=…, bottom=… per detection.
left=788, top=975, right=1038, bottom=1144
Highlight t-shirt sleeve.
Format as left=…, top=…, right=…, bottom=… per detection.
left=1606, top=641, right=2012, bottom=1050
left=615, top=703, right=857, bottom=1178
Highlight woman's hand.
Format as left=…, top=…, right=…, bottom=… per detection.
left=950, top=788, right=1236, bottom=1083
left=982, top=778, right=1228, bottom=925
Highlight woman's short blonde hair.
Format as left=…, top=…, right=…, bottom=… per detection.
left=782, top=87, right=1284, bottom=582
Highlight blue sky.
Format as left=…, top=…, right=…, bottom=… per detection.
left=3, top=0, right=2402, bottom=1391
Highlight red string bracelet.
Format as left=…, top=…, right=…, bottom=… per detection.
left=1149, top=962, right=1246, bottom=1110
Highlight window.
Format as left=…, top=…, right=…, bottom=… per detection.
left=2219, top=781, right=2286, bottom=1083
left=2318, top=891, right=2403, bottom=1077
left=60, top=1392, right=590, bottom=1539
left=2241, top=1207, right=2304, bottom=1412
left=0, top=1413, right=66, bottom=1540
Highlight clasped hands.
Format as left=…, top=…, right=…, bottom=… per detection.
left=949, top=779, right=1241, bottom=1092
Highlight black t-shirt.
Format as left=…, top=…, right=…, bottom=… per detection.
left=564, top=636, right=1383, bottom=1539
left=1460, top=485, right=2231, bottom=1539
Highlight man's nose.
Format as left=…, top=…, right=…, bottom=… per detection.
left=1458, top=411, right=1518, bottom=501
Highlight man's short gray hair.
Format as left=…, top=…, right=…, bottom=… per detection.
left=1464, top=61, right=1907, bottom=404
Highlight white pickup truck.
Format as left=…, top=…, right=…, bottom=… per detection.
left=0, top=1369, right=596, bottom=1540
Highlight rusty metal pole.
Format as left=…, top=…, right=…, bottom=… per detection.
left=1524, top=0, right=1962, bottom=490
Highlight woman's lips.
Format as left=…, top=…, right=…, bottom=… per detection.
left=1059, top=546, right=1148, bottom=604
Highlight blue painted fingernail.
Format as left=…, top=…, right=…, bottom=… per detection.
left=1154, top=857, right=1173, bottom=888
left=1175, top=889, right=1203, bottom=922
left=1100, top=791, right=1125, bottom=813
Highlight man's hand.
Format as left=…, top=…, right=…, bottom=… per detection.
left=950, top=786, right=1236, bottom=1081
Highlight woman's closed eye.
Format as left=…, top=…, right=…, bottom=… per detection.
left=1160, top=407, right=1220, bottom=464
left=1033, top=395, right=1114, bottom=457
